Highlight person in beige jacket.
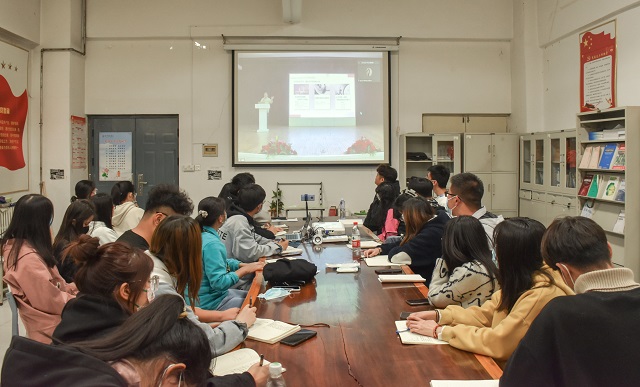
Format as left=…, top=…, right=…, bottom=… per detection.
left=407, top=217, right=574, bottom=363
left=1, top=194, right=77, bottom=343
left=111, top=181, right=144, bottom=236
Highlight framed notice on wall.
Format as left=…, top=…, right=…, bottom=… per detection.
left=0, top=40, right=29, bottom=193
left=98, top=132, right=133, bottom=181
left=71, top=115, right=88, bottom=169
left=580, top=20, right=616, bottom=112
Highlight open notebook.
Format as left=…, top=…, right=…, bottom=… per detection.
left=379, top=274, right=425, bottom=283
left=210, top=348, right=272, bottom=376
left=247, top=318, right=301, bottom=344
left=279, top=246, right=303, bottom=257
left=395, top=321, right=447, bottom=345
left=364, top=255, right=402, bottom=267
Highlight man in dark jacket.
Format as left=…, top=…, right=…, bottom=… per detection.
left=363, top=164, right=400, bottom=234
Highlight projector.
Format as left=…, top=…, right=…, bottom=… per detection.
left=312, top=221, right=346, bottom=236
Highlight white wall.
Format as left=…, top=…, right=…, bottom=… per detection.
left=0, top=0, right=40, bottom=47
left=83, top=0, right=514, bottom=211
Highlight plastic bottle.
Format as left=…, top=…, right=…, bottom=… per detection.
left=339, top=198, right=346, bottom=219
left=266, top=362, right=287, bottom=387
left=351, top=222, right=361, bottom=260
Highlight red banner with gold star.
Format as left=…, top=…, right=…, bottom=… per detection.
left=0, top=75, right=27, bottom=170
left=580, top=20, right=616, bottom=112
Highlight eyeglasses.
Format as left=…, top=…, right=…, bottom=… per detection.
left=444, top=191, right=457, bottom=198
left=143, top=275, right=160, bottom=302
left=158, top=363, right=183, bottom=387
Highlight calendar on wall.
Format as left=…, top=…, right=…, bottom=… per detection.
left=98, top=132, right=132, bottom=181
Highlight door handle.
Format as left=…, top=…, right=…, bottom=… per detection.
left=137, top=174, right=148, bottom=195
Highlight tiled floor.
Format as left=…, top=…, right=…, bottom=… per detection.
left=0, top=295, right=25, bottom=372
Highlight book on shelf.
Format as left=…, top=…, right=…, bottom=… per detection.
left=586, top=174, right=601, bottom=198
left=211, top=348, right=272, bottom=376
left=601, top=176, right=620, bottom=201
left=578, top=174, right=594, bottom=196
left=597, top=143, right=617, bottom=169
left=580, top=202, right=594, bottom=218
left=395, top=321, right=448, bottom=345
left=612, top=211, right=625, bottom=234
left=578, top=145, right=594, bottom=169
left=247, top=318, right=301, bottom=344
left=611, top=143, right=626, bottom=170
left=587, top=146, right=601, bottom=169
left=614, top=179, right=626, bottom=202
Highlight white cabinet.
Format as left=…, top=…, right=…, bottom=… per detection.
left=422, top=114, right=508, bottom=134
left=520, top=133, right=546, bottom=190
left=399, top=133, right=462, bottom=185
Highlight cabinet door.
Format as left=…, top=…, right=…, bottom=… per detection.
left=533, top=135, right=546, bottom=188
left=401, top=134, right=434, bottom=185
left=422, top=115, right=465, bottom=134
left=465, top=115, right=508, bottom=133
left=492, top=134, right=518, bottom=172
left=563, top=135, right=577, bottom=191
left=549, top=135, right=562, bottom=188
left=475, top=173, right=493, bottom=211
left=520, top=136, right=534, bottom=189
left=464, top=134, right=492, bottom=172
left=432, top=134, right=461, bottom=175
left=491, top=173, right=519, bottom=212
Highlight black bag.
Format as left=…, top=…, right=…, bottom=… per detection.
left=263, top=259, right=317, bottom=283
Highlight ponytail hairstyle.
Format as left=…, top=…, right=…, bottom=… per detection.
left=71, top=180, right=95, bottom=202
left=64, top=235, right=153, bottom=313
left=392, top=189, right=419, bottom=219
left=90, top=193, right=114, bottom=230
left=1, top=194, right=56, bottom=269
left=53, top=200, right=96, bottom=256
left=111, top=181, right=136, bottom=206
left=149, top=216, right=203, bottom=307
left=196, top=196, right=226, bottom=229
left=494, top=217, right=553, bottom=313
left=441, top=216, right=497, bottom=279
left=400, top=197, right=435, bottom=245
left=70, top=294, right=211, bottom=386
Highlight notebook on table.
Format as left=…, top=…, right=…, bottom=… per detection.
left=364, top=255, right=402, bottom=267
left=247, top=318, right=301, bottom=344
left=395, top=321, right=448, bottom=345
left=379, top=274, right=425, bottom=283
left=210, top=348, right=272, bottom=376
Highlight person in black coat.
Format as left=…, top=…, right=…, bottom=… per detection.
left=364, top=197, right=449, bottom=284
left=363, top=164, right=401, bottom=234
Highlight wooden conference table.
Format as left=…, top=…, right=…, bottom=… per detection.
left=238, top=225, right=502, bottom=386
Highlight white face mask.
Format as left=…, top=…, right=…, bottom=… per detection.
left=258, top=288, right=291, bottom=300
left=446, top=196, right=458, bottom=217
left=558, top=263, right=576, bottom=288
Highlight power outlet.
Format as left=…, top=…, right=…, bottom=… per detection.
left=182, top=165, right=195, bottom=172
left=195, top=164, right=201, bottom=171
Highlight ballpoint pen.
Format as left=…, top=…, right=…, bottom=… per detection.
left=396, top=328, right=410, bottom=334
left=249, top=296, right=253, bottom=308
left=259, top=354, right=265, bottom=366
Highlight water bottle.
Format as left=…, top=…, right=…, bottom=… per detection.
left=266, top=362, right=287, bottom=387
left=351, top=222, right=361, bottom=260
left=339, top=198, right=346, bottom=219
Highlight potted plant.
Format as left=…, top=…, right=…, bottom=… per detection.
left=269, top=188, right=284, bottom=218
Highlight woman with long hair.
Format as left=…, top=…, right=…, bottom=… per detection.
left=375, top=183, right=403, bottom=241
left=53, top=199, right=96, bottom=282
left=1, top=194, right=77, bottom=343
left=407, top=217, right=574, bottom=362
left=88, top=193, right=118, bottom=245
left=53, top=236, right=154, bottom=343
left=428, top=216, right=499, bottom=308
left=70, top=179, right=96, bottom=202
left=111, top=181, right=144, bottom=236
left=2, top=295, right=268, bottom=386
left=196, top=197, right=265, bottom=311
left=147, top=215, right=256, bottom=356
left=363, top=197, right=449, bottom=283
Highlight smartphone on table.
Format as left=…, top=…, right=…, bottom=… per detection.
left=405, top=298, right=430, bottom=306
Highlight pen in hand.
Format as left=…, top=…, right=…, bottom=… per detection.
left=396, top=328, right=410, bottom=334
left=259, top=354, right=265, bottom=366
left=249, top=296, right=253, bottom=308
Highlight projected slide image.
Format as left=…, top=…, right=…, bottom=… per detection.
left=289, top=74, right=355, bottom=122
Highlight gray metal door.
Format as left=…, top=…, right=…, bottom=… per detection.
left=89, top=115, right=179, bottom=209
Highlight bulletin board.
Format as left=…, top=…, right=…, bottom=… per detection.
left=0, top=40, right=29, bottom=193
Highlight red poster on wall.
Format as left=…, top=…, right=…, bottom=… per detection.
left=0, top=75, right=28, bottom=171
left=580, top=20, right=616, bottom=112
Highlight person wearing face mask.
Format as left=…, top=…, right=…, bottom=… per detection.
left=501, top=216, right=640, bottom=387
left=53, top=199, right=97, bottom=282
left=53, top=236, right=155, bottom=343
left=196, top=197, right=265, bottom=311
left=445, top=173, right=503, bottom=247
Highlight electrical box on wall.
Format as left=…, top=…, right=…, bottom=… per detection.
left=203, top=144, right=218, bottom=157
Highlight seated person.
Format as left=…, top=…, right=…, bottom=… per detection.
left=110, top=181, right=144, bottom=236
left=117, top=184, right=193, bottom=251
left=373, top=183, right=399, bottom=241
left=196, top=197, right=265, bottom=311
left=363, top=164, right=400, bottom=234
left=406, top=218, right=573, bottom=363
left=53, top=236, right=153, bottom=343
left=501, top=217, right=640, bottom=386
left=2, top=295, right=269, bottom=386
left=70, top=179, right=96, bottom=202
left=427, top=165, right=450, bottom=208
left=147, top=215, right=256, bottom=356
left=219, top=184, right=288, bottom=263
left=53, top=199, right=96, bottom=282
left=363, top=197, right=448, bottom=283
left=446, top=172, right=503, bottom=246
left=88, top=193, right=118, bottom=245
left=1, top=194, right=77, bottom=344
left=428, top=216, right=499, bottom=308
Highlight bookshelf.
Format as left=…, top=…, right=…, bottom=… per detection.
left=577, top=107, right=639, bottom=278
left=398, top=133, right=462, bottom=185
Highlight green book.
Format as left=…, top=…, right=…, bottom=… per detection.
left=586, top=174, right=600, bottom=198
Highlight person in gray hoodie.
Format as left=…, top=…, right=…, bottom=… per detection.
left=111, top=181, right=144, bottom=236
left=218, top=184, right=288, bottom=263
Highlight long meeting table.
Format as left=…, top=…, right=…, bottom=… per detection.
left=238, top=226, right=502, bottom=386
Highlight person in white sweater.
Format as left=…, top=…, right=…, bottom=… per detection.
left=111, top=181, right=144, bottom=236
left=88, top=193, right=118, bottom=245
left=428, top=216, right=499, bottom=308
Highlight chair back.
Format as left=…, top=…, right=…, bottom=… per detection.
left=7, top=289, right=19, bottom=336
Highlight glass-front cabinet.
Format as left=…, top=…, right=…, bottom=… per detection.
left=548, top=130, right=577, bottom=195
left=520, top=133, right=546, bottom=190
left=399, top=133, right=462, bottom=186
